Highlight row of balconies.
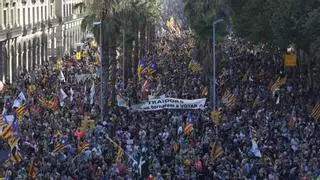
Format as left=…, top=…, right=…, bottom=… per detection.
left=0, top=14, right=81, bottom=41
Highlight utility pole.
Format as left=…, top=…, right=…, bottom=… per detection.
left=99, top=10, right=108, bottom=122
left=212, top=19, right=223, bottom=109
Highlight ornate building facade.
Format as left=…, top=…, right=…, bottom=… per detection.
left=0, top=0, right=85, bottom=83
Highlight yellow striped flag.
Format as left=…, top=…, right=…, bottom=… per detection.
left=7, top=137, right=20, bottom=150
left=16, top=103, right=28, bottom=118
left=53, top=143, right=66, bottom=153
left=310, top=103, right=320, bottom=121
left=270, top=76, right=287, bottom=96
left=211, top=142, right=223, bottom=160
left=222, top=91, right=236, bottom=108
left=78, top=142, right=89, bottom=154
left=115, top=147, right=123, bottom=163
left=211, top=109, right=222, bottom=125
left=10, top=150, right=23, bottom=164
left=184, top=123, right=194, bottom=136
left=1, top=122, right=14, bottom=140
left=0, top=117, right=6, bottom=128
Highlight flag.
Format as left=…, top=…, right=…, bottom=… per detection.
left=211, top=108, right=222, bottom=125
left=78, top=142, right=89, bottom=154
left=7, top=137, right=20, bottom=150
left=184, top=123, right=193, bottom=136
left=137, top=58, right=148, bottom=79
left=211, top=142, right=223, bottom=160
left=149, top=59, right=158, bottom=74
left=28, top=159, right=37, bottom=179
left=0, top=117, right=6, bottom=128
left=150, top=83, right=161, bottom=98
left=270, top=76, right=287, bottom=96
left=15, top=103, right=28, bottom=118
left=310, top=103, right=320, bottom=121
left=59, top=88, right=68, bottom=107
left=90, top=82, right=95, bottom=105
left=53, top=143, right=66, bottom=153
left=222, top=91, right=236, bottom=108
left=201, top=87, right=208, bottom=97
left=12, top=92, right=26, bottom=108
left=249, top=126, right=261, bottom=157
left=188, top=58, right=202, bottom=72
left=59, top=70, right=66, bottom=82
left=1, top=121, right=14, bottom=140
left=174, top=23, right=181, bottom=37
left=10, top=146, right=23, bottom=164
left=167, top=16, right=175, bottom=31
left=56, top=59, right=63, bottom=70
left=28, top=85, right=36, bottom=95
left=3, top=115, right=14, bottom=124
left=115, top=147, right=123, bottom=163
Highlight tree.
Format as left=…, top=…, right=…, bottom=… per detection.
left=75, top=0, right=162, bottom=107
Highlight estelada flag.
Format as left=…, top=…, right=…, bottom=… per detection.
left=53, top=143, right=66, bottom=153
left=310, top=103, right=320, bottom=121
left=184, top=123, right=193, bottom=136
left=78, top=142, right=89, bottom=154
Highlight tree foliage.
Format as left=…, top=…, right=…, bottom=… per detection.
left=227, top=0, right=320, bottom=55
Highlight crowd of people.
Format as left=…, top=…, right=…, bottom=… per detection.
left=0, top=20, right=319, bottom=180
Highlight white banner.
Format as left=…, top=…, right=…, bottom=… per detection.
left=131, top=98, right=206, bottom=111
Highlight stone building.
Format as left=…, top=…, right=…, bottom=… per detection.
left=0, top=0, right=85, bottom=83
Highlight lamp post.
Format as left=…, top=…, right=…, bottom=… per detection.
left=93, top=20, right=107, bottom=122
left=212, top=19, right=224, bottom=109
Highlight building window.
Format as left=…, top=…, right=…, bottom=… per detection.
left=37, top=7, right=39, bottom=22
left=45, top=6, right=47, bottom=20
left=11, top=9, right=14, bottom=25
left=33, top=7, right=35, bottom=24
left=41, top=7, right=43, bottom=22
left=50, top=5, right=53, bottom=18
left=28, top=8, right=30, bottom=25
left=69, top=4, right=72, bottom=16
left=63, top=4, right=66, bottom=17
left=3, top=10, right=7, bottom=26
left=23, top=8, right=25, bottom=25
left=18, top=9, right=20, bottom=25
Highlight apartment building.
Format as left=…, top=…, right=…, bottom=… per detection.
left=0, top=0, right=85, bottom=83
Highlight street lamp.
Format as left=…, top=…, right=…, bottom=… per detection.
left=93, top=21, right=106, bottom=122
left=212, top=19, right=224, bottom=109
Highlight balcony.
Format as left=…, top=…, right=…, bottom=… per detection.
left=22, top=24, right=32, bottom=36
left=48, top=18, right=59, bottom=28
left=41, top=21, right=46, bottom=31
left=10, top=26, right=22, bottom=38
left=63, top=16, right=73, bottom=22
left=0, top=25, right=22, bottom=41
left=32, top=23, right=40, bottom=33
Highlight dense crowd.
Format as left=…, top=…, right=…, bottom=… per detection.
left=0, top=28, right=319, bottom=180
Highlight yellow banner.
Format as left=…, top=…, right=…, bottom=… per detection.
left=284, top=54, right=297, bottom=67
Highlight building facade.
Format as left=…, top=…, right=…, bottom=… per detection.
left=0, top=0, right=85, bottom=83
